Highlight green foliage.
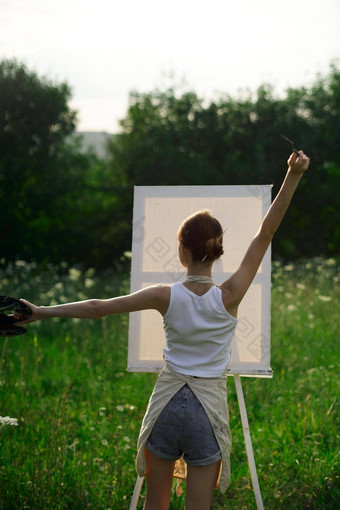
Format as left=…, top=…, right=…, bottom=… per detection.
left=0, top=259, right=339, bottom=508
left=0, top=59, right=75, bottom=258
left=1, top=59, right=339, bottom=268
left=109, top=64, right=340, bottom=261
left=0, top=60, right=124, bottom=269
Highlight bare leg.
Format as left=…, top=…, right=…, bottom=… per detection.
left=185, top=460, right=221, bottom=510
left=143, top=448, right=176, bottom=510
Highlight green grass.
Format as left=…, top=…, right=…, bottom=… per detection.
left=0, top=258, right=339, bottom=509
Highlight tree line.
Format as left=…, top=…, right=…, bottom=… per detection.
left=1, top=59, right=339, bottom=270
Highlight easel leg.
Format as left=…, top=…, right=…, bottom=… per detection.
left=234, top=375, right=264, bottom=510
left=129, top=475, right=144, bottom=510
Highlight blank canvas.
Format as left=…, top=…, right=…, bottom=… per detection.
left=127, top=185, right=272, bottom=377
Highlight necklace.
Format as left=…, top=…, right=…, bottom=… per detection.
left=183, top=275, right=215, bottom=285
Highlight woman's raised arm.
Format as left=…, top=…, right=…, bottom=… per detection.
left=220, top=151, right=310, bottom=316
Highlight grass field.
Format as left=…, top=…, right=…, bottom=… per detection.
left=0, top=258, right=339, bottom=509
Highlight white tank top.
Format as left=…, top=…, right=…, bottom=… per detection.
left=163, top=282, right=238, bottom=377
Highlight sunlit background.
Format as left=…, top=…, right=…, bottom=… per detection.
left=1, top=0, right=339, bottom=132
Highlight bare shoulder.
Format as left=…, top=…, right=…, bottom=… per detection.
left=155, top=284, right=171, bottom=314
left=139, top=284, right=171, bottom=315
left=149, top=284, right=171, bottom=297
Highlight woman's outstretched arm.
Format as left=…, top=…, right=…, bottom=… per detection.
left=16, top=285, right=171, bottom=324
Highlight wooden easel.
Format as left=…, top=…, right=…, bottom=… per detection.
left=233, top=374, right=264, bottom=510
left=129, top=374, right=264, bottom=510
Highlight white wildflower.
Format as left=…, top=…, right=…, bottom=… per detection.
left=15, top=260, right=27, bottom=268
left=318, top=295, right=332, bottom=302
left=0, top=416, right=18, bottom=427
left=116, top=405, right=124, bottom=412
left=296, top=283, right=306, bottom=290
left=287, top=304, right=297, bottom=312
left=69, top=268, right=82, bottom=281
left=85, top=278, right=95, bottom=289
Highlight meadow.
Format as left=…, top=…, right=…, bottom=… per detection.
left=0, top=258, right=339, bottom=509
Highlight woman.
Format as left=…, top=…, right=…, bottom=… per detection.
left=16, top=151, right=310, bottom=509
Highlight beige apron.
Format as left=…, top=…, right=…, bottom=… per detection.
left=136, top=364, right=232, bottom=493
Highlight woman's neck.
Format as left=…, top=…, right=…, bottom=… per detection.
left=186, top=263, right=212, bottom=278
left=183, top=270, right=215, bottom=294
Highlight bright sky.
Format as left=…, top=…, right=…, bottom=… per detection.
left=1, top=0, right=339, bottom=132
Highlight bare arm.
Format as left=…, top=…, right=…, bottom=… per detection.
left=220, top=151, right=310, bottom=315
left=17, top=285, right=171, bottom=324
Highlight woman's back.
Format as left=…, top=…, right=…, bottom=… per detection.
left=163, top=282, right=238, bottom=377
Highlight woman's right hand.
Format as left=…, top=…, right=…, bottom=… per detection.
left=14, top=299, right=41, bottom=324
left=288, top=151, right=310, bottom=175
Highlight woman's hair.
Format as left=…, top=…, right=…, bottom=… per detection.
left=177, top=210, right=224, bottom=263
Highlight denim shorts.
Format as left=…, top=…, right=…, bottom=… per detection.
left=145, top=384, right=222, bottom=466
